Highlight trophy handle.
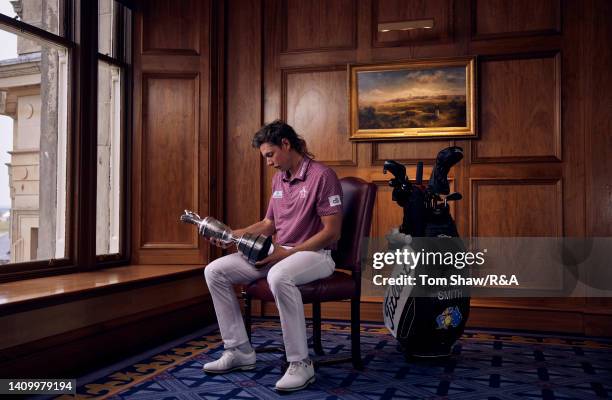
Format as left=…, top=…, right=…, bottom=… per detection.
left=180, top=210, right=202, bottom=226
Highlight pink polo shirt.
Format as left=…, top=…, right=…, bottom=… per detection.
left=265, top=157, right=343, bottom=248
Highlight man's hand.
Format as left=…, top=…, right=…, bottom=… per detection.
left=209, top=237, right=233, bottom=249
left=208, top=228, right=249, bottom=249
left=255, top=244, right=293, bottom=267
left=232, top=228, right=248, bottom=238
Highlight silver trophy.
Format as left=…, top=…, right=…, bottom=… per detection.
left=180, top=210, right=274, bottom=265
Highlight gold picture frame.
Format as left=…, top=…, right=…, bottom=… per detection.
left=349, top=57, right=477, bottom=141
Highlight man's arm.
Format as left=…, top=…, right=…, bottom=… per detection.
left=234, top=218, right=276, bottom=237
left=210, top=218, right=275, bottom=248
left=291, top=213, right=341, bottom=252
left=254, top=213, right=341, bottom=266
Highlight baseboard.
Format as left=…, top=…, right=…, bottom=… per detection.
left=249, top=299, right=612, bottom=336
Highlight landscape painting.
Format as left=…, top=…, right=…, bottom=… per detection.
left=349, top=58, right=476, bottom=140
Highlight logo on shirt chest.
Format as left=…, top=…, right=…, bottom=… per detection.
left=299, top=187, right=308, bottom=199
left=273, top=190, right=283, bottom=199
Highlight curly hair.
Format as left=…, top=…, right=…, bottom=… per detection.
left=251, top=120, right=314, bottom=158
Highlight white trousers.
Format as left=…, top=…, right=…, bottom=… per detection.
left=204, top=249, right=335, bottom=362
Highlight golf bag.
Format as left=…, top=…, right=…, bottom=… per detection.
left=382, top=146, right=470, bottom=358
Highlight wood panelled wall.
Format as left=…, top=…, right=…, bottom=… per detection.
left=132, top=0, right=219, bottom=264
left=129, top=0, right=610, bottom=334
left=223, top=0, right=612, bottom=334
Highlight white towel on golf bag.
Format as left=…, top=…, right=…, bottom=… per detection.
left=382, top=228, right=416, bottom=338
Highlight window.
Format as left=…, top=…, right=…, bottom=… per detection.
left=0, top=0, right=133, bottom=281
left=0, top=1, right=69, bottom=266
left=2, top=0, right=65, bottom=36
left=97, top=0, right=131, bottom=257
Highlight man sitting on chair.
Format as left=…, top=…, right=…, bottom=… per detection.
left=203, top=120, right=343, bottom=392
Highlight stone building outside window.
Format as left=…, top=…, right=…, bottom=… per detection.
left=0, top=0, right=121, bottom=266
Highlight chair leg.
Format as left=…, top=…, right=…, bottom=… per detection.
left=312, top=301, right=325, bottom=356
left=243, top=292, right=252, bottom=341
left=351, top=297, right=363, bottom=370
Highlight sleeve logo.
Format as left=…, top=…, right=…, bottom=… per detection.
left=328, top=195, right=342, bottom=206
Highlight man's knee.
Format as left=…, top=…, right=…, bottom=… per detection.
left=204, top=258, right=227, bottom=284
left=267, top=269, right=294, bottom=294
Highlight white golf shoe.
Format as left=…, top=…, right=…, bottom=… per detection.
left=275, top=359, right=315, bottom=392
left=202, top=347, right=256, bottom=374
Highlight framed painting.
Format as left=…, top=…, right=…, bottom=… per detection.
left=349, top=57, right=476, bottom=141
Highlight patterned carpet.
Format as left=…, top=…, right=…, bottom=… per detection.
left=58, top=319, right=612, bottom=400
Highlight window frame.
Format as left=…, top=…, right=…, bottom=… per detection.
left=96, top=1, right=132, bottom=264
left=0, top=0, right=134, bottom=282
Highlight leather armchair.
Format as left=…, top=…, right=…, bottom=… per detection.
left=243, top=177, right=377, bottom=369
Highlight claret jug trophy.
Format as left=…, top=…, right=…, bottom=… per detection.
left=180, top=210, right=273, bottom=265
